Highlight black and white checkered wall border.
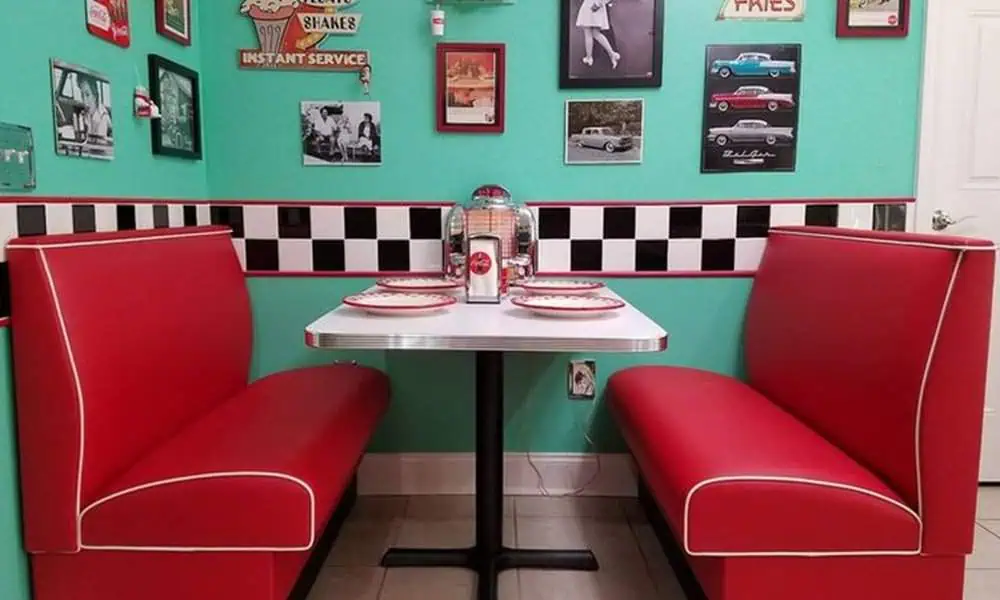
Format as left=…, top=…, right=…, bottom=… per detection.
left=0, top=199, right=909, bottom=320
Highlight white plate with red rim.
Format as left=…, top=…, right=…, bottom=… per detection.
left=343, top=292, right=458, bottom=316
left=376, top=277, right=463, bottom=293
left=516, top=279, right=606, bottom=296
left=510, top=294, right=625, bottom=318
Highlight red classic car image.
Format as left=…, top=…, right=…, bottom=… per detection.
left=708, top=85, right=795, bottom=112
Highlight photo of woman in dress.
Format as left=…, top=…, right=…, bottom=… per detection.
left=560, top=0, right=663, bottom=89
left=576, top=0, right=620, bottom=69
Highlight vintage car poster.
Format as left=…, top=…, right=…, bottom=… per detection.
left=85, top=0, right=131, bottom=48
left=238, top=0, right=369, bottom=71
left=701, top=44, right=802, bottom=173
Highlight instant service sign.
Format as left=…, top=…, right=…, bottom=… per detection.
left=239, top=0, right=368, bottom=71
left=717, top=0, right=805, bottom=20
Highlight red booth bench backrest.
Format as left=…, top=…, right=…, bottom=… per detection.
left=7, top=226, right=252, bottom=553
left=743, top=226, right=995, bottom=554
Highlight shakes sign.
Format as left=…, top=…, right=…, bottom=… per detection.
left=239, top=0, right=368, bottom=71
left=717, top=0, right=805, bottom=20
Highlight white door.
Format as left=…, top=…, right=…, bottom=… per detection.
left=916, top=0, right=1000, bottom=481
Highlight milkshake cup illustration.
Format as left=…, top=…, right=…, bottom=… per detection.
left=240, top=0, right=301, bottom=53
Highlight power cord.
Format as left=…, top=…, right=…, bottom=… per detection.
left=524, top=365, right=602, bottom=497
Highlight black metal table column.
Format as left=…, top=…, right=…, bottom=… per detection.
left=381, top=350, right=599, bottom=600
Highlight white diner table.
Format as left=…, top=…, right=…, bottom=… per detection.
left=304, top=286, right=667, bottom=600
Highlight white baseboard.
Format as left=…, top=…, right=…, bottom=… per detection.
left=357, top=452, right=637, bottom=497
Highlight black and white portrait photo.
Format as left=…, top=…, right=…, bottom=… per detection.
left=565, top=98, right=644, bottom=165
left=301, top=101, right=381, bottom=166
left=559, top=0, right=664, bottom=89
left=50, top=59, right=113, bottom=160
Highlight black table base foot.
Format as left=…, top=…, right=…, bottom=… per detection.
left=382, top=546, right=599, bottom=600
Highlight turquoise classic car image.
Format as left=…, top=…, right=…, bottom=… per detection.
left=709, top=52, right=797, bottom=78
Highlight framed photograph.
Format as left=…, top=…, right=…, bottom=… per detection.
left=156, top=0, right=192, bottom=46
left=148, top=55, right=202, bottom=160
left=559, top=0, right=664, bottom=89
left=565, top=98, right=644, bottom=165
left=301, top=101, right=382, bottom=166
left=436, top=43, right=505, bottom=134
left=50, top=59, right=114, bottom=161
left=701, top=44, right=802, bottom=174
left=837, top=0, right=909, bottom=38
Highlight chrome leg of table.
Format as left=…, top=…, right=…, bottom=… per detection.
left=381, top=351, right=599, bottom=600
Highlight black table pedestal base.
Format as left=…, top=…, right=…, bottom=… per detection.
left=382, top=547, right=598, bottom=600
left=378, top=351, right=600, bottom=600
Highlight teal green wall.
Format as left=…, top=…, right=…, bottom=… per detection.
left=0, top=1, right=207, bottom=198
left=201, top=1, right=925, bottom=200
left=0, top=330, right=28, bottom=600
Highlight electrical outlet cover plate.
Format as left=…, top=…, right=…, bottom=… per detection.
left=568, top=359, right=597, bottom=400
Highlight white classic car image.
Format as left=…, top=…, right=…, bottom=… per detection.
left=574, top=126, right=634, bottom=153
left=706, top=119, right=794, bottom=146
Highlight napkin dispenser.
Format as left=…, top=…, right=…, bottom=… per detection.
left=465, top=234, right=502, bottom=304
left=443, top=184, right=537, bottom=284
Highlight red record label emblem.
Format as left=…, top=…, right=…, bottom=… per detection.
left=469, top=251, right=493, bottom=275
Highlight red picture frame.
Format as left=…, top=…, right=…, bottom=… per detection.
left=155, top=0, right=192, bottom=46
left=836, top=0, right=910, bottom=38
left=436, top=43, right=506, bottom=134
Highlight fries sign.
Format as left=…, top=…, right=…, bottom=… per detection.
left=238, top=0, right=368, bottom=72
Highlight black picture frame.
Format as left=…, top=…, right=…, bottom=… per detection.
left=148, top=54, right=202, bottom=160
left=559, top=0, right=664, bottom=89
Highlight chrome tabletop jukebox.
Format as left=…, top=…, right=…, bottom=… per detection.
left=443, top=184, right=538, bottom=285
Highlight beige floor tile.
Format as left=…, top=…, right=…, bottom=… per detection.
left=968, top=524, right=1000, bottom=570
left=514, top=496, right=625, bottom=520
left=632, top=522, right=687, bottom=599
left=307, top=567, right=384, bottom=600
left=326, top=518, right=402, bottom=567
left=981, top=520, right=1000, bottom=538
left=378, top=568, right=518, bottom=600
left=379, top=568, right=475, bottom=600
left=516, top=517, right=646, bottom=574
left=965, top=569, right=1000, bottom=600
left=619, top=497, right=647, bottom=524
left=406, top=495, right=515, bottom=519
left=518, top=569, right=658, bottom=600
left=396, top=518, right=516, bottom=548
left=977, top=487, right=1000, bottom=520
left=352, top=496, right=408, bottom=521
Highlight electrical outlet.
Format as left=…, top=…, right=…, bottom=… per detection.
left=568, top=359, right=597, bottom=400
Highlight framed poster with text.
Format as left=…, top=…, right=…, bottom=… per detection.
left=85, top=0, right=130, bottom=48
left=436, top=43, right=506, bottom=134
left=156, top=0, right=192, bottom=46
left=701, top=44, right=803, bottom=174
left=837, top=0, right=910, bottom=38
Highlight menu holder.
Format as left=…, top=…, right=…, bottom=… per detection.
left=465, top=234, right=502, bottom=304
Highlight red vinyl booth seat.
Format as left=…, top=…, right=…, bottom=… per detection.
left=609, top=227, right=996, bottom=600
left=6, top=226, right=390, bottom=600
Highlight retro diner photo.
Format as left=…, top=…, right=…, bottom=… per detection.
left=0, top=2, right=998, bottom=600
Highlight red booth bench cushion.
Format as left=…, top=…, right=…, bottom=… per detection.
left=79, top=365, right=387, bottom=551
left=611, top=366, right=920, bottom=555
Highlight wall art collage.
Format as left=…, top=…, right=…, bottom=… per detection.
left=0, top=0, right=200, bottom=190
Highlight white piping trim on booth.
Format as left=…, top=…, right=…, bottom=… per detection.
left=771, top=229, right=996, bottom=252
left=37, top=248, right=86, bottom=553
left=681, top=249, right=969, bottom=557
left=683, top=476, right=922, bottom=557
left=6, top=229, right=228, bottom=251
left=79, top=472, right=316, bottom=552
left=12, top=235, right=315, bottom=554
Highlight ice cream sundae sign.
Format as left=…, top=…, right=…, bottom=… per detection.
left=239, top=0, right=369, bottom=71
